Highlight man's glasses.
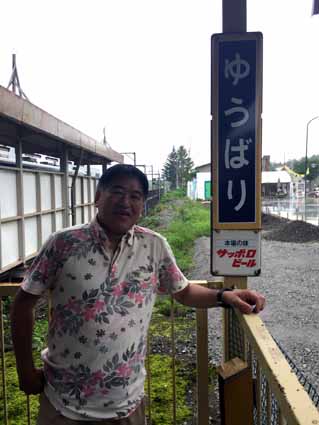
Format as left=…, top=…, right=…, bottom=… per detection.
left=108, top=187, right=144, bottom=204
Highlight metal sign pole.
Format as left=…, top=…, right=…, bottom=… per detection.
left=212, top=1, right=263, bottom=365
left=223, top=0, right=246, bottom=32
left=211, top=4, right=262, bottom=280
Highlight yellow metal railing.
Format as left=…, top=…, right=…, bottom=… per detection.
left=1, top=281, right=319, bottom=425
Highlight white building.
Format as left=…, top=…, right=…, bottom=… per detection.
left=187, top=163, right=211, bottom=200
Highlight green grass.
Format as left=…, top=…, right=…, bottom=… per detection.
left=141, top=196, right=210, bottom=274
left=1, top=300, right=48, bottom=425
left=146, top=354, right=192, bottom=424
left=0, top=351, right=42, bottom=425
left=142, top=194, right=212, bottom=424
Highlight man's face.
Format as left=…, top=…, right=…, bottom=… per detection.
left=95, top=175, right=145, bottom=237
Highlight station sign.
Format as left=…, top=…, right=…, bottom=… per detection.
left=211, top=32, right=262, bottom=229
left=211, top=32, right=263, bottom=276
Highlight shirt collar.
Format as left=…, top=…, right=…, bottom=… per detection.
left=90, top=216, right=135, bottom=247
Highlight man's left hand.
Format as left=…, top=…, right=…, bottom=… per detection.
left=222, top=289, right=266, bottom=314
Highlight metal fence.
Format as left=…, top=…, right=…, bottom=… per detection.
left=226, top=307, right=319, bottom=425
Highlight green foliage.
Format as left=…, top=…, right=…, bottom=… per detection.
left=33, top=319, right=48, bottom=351
left=146, top=354, right=192, bottom=424
left=153, top=296, right=192, bottom=318
left=160, top=200, right=210, bottom=273
left=0, top=351, right=41, bottom=425
left=141, top=196, right=210, bottom=274
left=162, top=147, right=178, bottom=190
left=160, top=189, right=186, bottom=202
left=0, top=296, right=47, bottom=424
left=162, top=146, right=194, bottom=191
left=287, top=155, right=319, bottom=180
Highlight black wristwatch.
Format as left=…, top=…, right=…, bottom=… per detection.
left=216, top=288, right=234, bottom=308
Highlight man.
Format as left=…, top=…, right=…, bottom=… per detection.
left=11, top=164, right=265, bottom=425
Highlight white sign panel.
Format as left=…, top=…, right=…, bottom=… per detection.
left=212, top=230, right=261, bottom=276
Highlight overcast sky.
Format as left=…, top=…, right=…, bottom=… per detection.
left=1, top=0, right=318, bottom=172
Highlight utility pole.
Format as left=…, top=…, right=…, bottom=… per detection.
left=223, top=0, right=246, bottom=32
left=135, top=164, right=146, bottom=174
left=121, top=152, right=136, bottom=166
left=7, top=54, right=29, bottom=100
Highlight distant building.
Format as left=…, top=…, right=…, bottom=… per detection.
left=188, top=162, right=305, bottom=201
left=261, top=171, right=291, bottom=197
left=187, top=163, right=211, bottom=200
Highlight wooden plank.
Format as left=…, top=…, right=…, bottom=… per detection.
left=0, top=283, right=20, bottom=297
left=218, top=357, right=254, bottom=425
left=190, top=280, right=224, bottom=289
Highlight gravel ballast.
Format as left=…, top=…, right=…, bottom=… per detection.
left=189, top=215, right=319, bottom=397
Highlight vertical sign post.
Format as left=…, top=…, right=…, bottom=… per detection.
left=211, top=33, right=263, bottom=276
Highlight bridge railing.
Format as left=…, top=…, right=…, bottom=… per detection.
left=1, top=281, right=319, bottom=424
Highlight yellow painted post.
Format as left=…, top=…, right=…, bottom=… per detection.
left=218, top=357, right=254, bottom=425
left=196, top=308, right=209, bottom=425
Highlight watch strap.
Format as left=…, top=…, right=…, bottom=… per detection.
left=216, top=287, right=234, bottom=308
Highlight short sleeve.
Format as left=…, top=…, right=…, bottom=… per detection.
left=157, top=237, right=189, bottom=295
left=21, top=234, right=60, bottom=295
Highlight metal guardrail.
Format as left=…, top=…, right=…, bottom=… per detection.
left=1, top=281, right=319, bottom=424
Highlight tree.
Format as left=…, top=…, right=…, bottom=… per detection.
left=176, top=146, right=194, bottom=190
left=162, top=147, right=178, bottom=189
left=162, top=146, right=194, bottom=191
left=287, top=155, right=319, bottom=181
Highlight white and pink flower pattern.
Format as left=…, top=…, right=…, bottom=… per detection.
left=22, top=218, right=188, bottom=420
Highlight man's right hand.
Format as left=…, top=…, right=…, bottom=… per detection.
left=19, top=368, right=45, bottom=395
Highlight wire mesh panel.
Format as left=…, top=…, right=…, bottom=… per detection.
left=227, top=308, right=246, bottom=361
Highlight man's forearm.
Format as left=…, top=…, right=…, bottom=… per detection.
left=11, top=292, right=37, bottom=379
left=11, top=308, right=35, bottom=376
left=173, top=283, right=218, bottom=308
left=173, top=283, right=266, bottom=314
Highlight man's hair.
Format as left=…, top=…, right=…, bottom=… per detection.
left=97, top=164, right=149, bottom=197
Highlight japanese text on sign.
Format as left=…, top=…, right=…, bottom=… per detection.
left=213, top=34, right=262, bottom=225
left=211, top=229, right=261, bottom=276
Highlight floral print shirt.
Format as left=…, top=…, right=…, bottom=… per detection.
left=21, top=217, right=188, bottom=420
